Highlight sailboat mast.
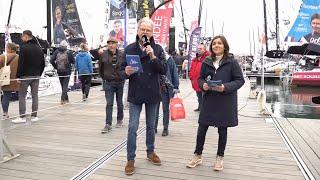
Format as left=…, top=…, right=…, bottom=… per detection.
left=197, top=0, right=203, bottom=27
left=6, top=0, right=14, bottom=26
left=47, top=0, right=52, bottom=45
left=179, top=0, right=188, bottom=46
left=263, top=0, right=268, bottom=52
left=275, top=0, right=280, bottom=50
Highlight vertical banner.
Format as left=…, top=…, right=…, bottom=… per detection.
left=108, top=0, right=138, bottom=47
left=188, top=27, right=202, bottom=68
left=4, top=25, right=12, bottom=53
left=286, top=0, right=320, bottom=45
left=52, top=0, right=86, bottom=48
left=151, top=0, right=174, bottom=48
left=137, top=0, right=155, bottom=21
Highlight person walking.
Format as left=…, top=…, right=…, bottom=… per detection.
left=155, top=50, right=179, bottom=136
left=189, top=44, right=210, bottom=111
left=75, top=43, right=93, bottom=101
left=122, top=17, right=167, bottom=175
left=50, top=40, right=75, bottom=104
left=99, top=37, right=125, bottom=133
left=186, top=35, right=244, bottom=171
left=0, top=43, right=19, bottom=119
left=13, top=30, right=45, bottom=123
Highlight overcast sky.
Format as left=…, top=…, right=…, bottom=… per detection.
left=1, top=0, right=302, bottom=54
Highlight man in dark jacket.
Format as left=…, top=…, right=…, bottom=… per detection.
left=98, top=37, right=125, bottom=133
left=155, top=51, right=179, bottom=136
left=13, top=30, right=45, bottom=123
left=50, top=40, right=75, bottom=104
left=122, top=17, right=167, bottom=175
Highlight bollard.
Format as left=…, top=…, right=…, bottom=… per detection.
left=249, top=77, right=257, bottom=99
left=257, top=89, right=269, bottom=115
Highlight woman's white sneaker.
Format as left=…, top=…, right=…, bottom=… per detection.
left=186, top=154, right=202, bottom=168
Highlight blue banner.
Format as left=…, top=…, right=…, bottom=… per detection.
left=286, top=0, right=320, bottom=44
left=188, top=27, right=202, bottom=68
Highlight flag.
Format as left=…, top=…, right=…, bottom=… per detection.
left=151, top=0, right=174, bottom=48
left=188, top=27, right=202, bottom=68
left=4, top=25, right=12, bottom=53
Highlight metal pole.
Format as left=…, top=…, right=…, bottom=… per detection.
left=275, top=0, right=280, bottom=50
left=197, top=0, right=203, bottom=27
left=6, top=0, right=14, bottom=26
left=179, top=0, right=188, bottom=47
left=47, top=0, right=52, bottom=46
left=0, top=86, right=20, bottom=163
left=124, top=2, right=127, bottom=47
left=263, top=0, right=268, bottom=52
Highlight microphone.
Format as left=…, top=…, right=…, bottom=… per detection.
left=141, top=35, right=151, bottom=47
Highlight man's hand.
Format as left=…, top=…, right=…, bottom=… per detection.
left=203, top=83, right=209, bottom=91
left=125, top=66, right=135, bottom=76
left=145, top=45, right=156, bottom=60
left=98, top=48, right=104, bottom=55
left=212, top=84, right=225, bottom=92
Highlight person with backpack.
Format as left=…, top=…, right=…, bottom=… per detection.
left=50, top=40, right=75, bottom=104
left=0, top=43, right=19, bottom=119
left=75, top=43, right=93, bottom=101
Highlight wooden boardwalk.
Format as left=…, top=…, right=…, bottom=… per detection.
left=0, top=80, right=304, bottom=179
left=276, top=117, right=320, bottom=179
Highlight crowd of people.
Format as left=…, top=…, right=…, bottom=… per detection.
left=0, top=17, right=244, bottom=175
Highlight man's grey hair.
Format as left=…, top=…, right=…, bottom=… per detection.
left=137, top=17, right=154, bottom=30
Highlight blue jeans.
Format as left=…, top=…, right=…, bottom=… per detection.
left=59, top=76, right=70, bottom=101
left=127, top=102, right=158, bottom=161
left=155, top=92, right=170, bottom=130
left=1, top=91, right=12, bottom=113
left=104, top=82, right=124, bottom=125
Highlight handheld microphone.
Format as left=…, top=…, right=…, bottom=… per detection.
left=141, top=35, right=151, bottom=47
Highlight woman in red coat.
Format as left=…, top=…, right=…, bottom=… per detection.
left=189, top=44, right=210, bottom=111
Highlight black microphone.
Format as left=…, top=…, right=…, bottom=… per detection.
left=141, top=35, right=151, bottom=47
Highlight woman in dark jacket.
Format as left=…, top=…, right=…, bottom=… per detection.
left=186, top=35, right=244, bottom=171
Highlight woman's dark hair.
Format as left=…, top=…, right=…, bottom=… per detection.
left=311, top=13, right=320, bottom=23
left=209, top=35, right=230, bottom=60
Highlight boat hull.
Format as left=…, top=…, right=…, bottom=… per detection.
left=291, top=70, right=320, bottom=86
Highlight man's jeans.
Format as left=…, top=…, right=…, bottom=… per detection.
left=104, top=82, right=124, bottom=125
left=59, top=76, right=70, bottom=101
left=19, top=77, right=40, bottom=117
left=127, top=102, right=158, bottom=161
left=155, top=92, right=170, bottom=130
left=196, top=91, right=203, bottom=110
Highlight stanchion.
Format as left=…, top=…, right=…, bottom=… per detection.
left=0, top=87, right=20, bottom=163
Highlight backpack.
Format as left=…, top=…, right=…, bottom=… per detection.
left=0, top=55, right=16, bottom=87
left=56, top=51, right=69, bottom=73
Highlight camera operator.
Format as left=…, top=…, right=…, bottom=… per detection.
left=98, top=37, right=125, bottom=133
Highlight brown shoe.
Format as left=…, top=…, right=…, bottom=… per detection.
left=147, top=152, right=161, bottom=165
left=125, top=160, right=135, bottom=175
left=213, top=155, right=224, bottom=171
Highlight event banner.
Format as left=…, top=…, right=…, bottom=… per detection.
left=108, top=0, right=138, bottom=47
left=137, top=0, right=155, bottom=21
left=286, top=0, right=320, bottom=45
left=52, top=0, right=86, bottom=47
left=188, top=27, right=202, bottom=68
left=151, top=0, right=174, bottom=48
